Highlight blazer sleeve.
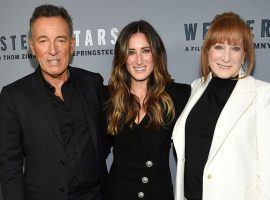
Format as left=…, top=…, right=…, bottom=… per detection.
left=0, top=86, right=24, bottom=200
left=256, top=85, right=270, bottom=199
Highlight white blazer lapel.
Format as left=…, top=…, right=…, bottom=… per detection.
left=206, top=76, right=256, bottom=165
left=172, top=76, right=212, bottom=200
left=173, top=77, right=211, bottom=157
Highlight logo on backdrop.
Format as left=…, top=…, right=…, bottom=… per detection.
left=183, top=18, right=270, bottom=52
left=0, top=27, right=119, bottom=62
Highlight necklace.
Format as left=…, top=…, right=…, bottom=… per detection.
left=136, top=94, right=146, bottom=100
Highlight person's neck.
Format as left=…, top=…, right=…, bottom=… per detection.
left=130, top=81, right=147, bottom=100
left=43, top=71, right=69, bottom=88
left=212, top=72, right=238, bottom=80
left=131, top=80, right=148, bottom=124
left=42, top=70, right=69, bottom=100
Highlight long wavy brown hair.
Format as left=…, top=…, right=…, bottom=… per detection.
left=107, top=20, right=174, bottom=135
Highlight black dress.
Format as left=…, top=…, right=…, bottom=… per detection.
left=106, top=83, right=190, bottom=200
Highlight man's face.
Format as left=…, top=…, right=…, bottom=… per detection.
left=29, top=16, right=75, bottom=81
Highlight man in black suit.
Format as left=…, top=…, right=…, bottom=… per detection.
left=0, top=4, right=107, bottom=200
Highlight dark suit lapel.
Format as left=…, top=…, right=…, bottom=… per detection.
left=31, top=69, right=65, bottom=148
left=71, top=70, right=98, bottom=153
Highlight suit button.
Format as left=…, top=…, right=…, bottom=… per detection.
left=146, top=161, right=153, bottom=168
left=74, top=148, right=78, bottom=154
left=59, top=187, right=65, bottom=193
left=138, top=192, right=144, bottom=198
left=142, top=177, right=148, bottom=183
left=59, top=160, right=66, bottom=165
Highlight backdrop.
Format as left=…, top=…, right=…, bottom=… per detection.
left=0, top=0, right=269, bottom=198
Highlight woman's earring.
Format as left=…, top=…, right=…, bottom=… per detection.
left=239, top=63, right=245, bottom=76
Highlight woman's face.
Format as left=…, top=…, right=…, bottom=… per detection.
left=208, top=40, right=245, bottom=79
left=126, top=32, right=154, bottom=85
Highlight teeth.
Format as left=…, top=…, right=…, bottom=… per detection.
left=48, top=59, right=60, bottom=65
left=134, top=66, right=145, bottom=72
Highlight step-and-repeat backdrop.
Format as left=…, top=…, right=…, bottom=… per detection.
left=0, top=0, right=269, bottom=198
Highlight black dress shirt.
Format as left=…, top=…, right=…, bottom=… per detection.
left=41, top=71, right=98, bottom=199
left=184, top=76, right=237, bottom=200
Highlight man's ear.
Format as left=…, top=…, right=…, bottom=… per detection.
left=29, top=39, right=35, bottom=55
left=70, top=37, right=75, bottom=54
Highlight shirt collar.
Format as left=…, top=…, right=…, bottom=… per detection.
left=37, top=66, right=73, bottom=94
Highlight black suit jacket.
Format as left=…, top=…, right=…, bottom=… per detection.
left=0, top=67, right=108, bottom=200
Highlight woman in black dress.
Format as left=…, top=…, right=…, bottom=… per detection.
left=105, top=20, right=190, bottom=200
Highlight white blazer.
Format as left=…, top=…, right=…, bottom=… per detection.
left=172, top=74, right=270, bottom=200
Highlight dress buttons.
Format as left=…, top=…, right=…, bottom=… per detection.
left=138, top=192, right=144, bottom=198
left=142, top=177, right=148, bottom=183
left=146, top=160, right=153, bottom=167
left=59, top=187, right=65, bottom=193
left=59, top=160, right=66, bottom=165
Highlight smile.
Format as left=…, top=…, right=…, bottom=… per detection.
left=47, top=59, right=60, bottom=65
left=134, top=66, right=146, bottom=72
left=217, top=64, right=231, bottom=69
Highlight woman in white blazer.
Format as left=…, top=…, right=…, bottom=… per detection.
left=172, top=12, right=270, bottom=200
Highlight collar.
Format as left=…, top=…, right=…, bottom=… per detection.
left=37, top=66, right=73, bottom=94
